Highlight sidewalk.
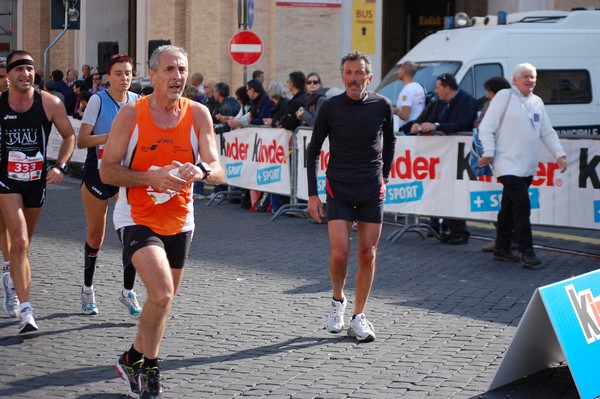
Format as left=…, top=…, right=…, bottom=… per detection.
left=0, top=177, right=595, bottom=398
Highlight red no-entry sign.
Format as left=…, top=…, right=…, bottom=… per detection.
left=229, top=30, right=263, bottom=66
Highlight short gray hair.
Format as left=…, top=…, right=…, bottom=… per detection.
left=267, top=81, right=286, bottom=100
left=148, top=45, right=188, bottom=72
left=513, top=63, right=536, bottom=79
left=401, top=61, right=417, bottom=77
left=340, top=50, right=372, bottom=75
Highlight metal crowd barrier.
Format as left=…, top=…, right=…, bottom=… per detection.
left=270, top=127, right=308, bottom=221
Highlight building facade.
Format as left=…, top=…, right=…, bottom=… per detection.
left=1, top=0, right=599, bottom=90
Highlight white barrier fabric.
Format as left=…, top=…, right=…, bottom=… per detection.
left=217, top=127, right=292, bottom=196
left=47, top=117, right=87, bottom=163
left=296, top=130, right=600, bottom=230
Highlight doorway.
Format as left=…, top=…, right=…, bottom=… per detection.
left=382, top=0, right=455, bottom=76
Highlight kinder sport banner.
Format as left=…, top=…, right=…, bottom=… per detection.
left=296, top=130, right=600, bottom=230
left=216, top=127, right=292, bottom=196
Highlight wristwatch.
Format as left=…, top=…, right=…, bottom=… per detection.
left=196, top=162, right=212, bottom=180
left=434, top=122, right=440, bottom=128
left=50, top=162, right=68, bottom=174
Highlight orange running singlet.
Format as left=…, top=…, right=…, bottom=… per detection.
left=113, top=96, right=200, bottom=236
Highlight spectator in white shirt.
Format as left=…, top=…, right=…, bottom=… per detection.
left=394, top=61, right=426, bottom=134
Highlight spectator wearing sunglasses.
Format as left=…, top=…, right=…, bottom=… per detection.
left=89, top=73, right=106, bottom=94
left=296, top=72, right=330, bottom=127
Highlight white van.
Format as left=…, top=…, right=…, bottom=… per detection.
left=376, top=9, right=600, bottom=135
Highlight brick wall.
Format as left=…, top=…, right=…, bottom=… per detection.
left=146, top=0, right=343, bottom=93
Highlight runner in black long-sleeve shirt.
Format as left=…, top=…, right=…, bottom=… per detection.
left=306, top=51, right=395, bottom=343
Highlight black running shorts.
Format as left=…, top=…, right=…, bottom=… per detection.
left=325, top=178, right=385, bottom=224
left=0, top=177, right=46, bottom=208
left=117, top=225, right=193, bottom=270
left=82, top=168, right=119, bottom=200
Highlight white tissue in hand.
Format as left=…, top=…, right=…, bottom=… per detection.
left=146, top=165, right=179, bottom=205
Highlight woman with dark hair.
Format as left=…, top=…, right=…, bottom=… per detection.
left=73, top=90, right=92, bottom=120
left=475, top=76, right=511, bottom=129
left=235, top=85, right=251, bottom=115
left=72, top=80, right=88, bottom=117
left=76, top=54, right=142, bottom=317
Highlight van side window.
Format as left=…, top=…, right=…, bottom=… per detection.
left=536, top=70, right=592, bottom=104
left=458, top=63, right=503, bottom=110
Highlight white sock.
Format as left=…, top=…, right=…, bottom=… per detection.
left=83, top=285, right=93, bottom=294
left=20, top=302, right=31, bottom=312
left=122, top=289, right=132, bottom=297
left=2, top=260, right=9, bottom=271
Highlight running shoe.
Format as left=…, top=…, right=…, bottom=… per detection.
left=116, top=352, right=143, bottom=398
left=120, top=291, right=142, bottom=319
left=326, top=297, right=347, bottom=333
left=2, top=271, right=19, bottom=318
left=347, top=313, right=376, bottom=342
left=81, top=286, right=98, bottom=315
left=138, top=365, right=163, bottom=398
left=18, top=307, right=39, bottom=334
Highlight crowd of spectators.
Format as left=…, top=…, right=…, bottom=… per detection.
left=29, top=60, right=550, bottom=263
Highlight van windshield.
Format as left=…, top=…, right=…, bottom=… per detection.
left=376, top=61, right=461, bottom=104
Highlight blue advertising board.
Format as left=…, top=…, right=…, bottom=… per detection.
left=539, top=269, right=600, bottom=399
left=489, top=269, right=600, bottom=399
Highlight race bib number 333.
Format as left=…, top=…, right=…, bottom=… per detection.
left=7, top=151, right=43, bottom=181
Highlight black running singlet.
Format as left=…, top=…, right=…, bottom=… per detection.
left=0, top=89, right=52, bottom=184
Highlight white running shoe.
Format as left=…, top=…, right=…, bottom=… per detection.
left=81, top=287, right=99, bottom=315
left=2, top=271, right=19, bottom=318
left=326, top=297, right=347, bottom=333
left=119, top=291, right=142, bottom=319
left=347, top=313, right=376, bottom=342
left=19, top=307, right=39, bottom=334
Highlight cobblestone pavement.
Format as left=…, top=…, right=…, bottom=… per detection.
left=0, top=177, right=597, bottom=398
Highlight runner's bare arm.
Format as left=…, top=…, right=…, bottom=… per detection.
left=191, top=102, right=225, bottom=185
left=42, top=91, right=75, bottom=184
left=77, top=123, right=108, bottom=149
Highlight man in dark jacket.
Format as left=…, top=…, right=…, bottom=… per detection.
left=411, top=73, right=476, bottom=134
left=51, top=69, right=74, bottom=114
left=280, top=71, right=307, bottom=131
left=246, top=79, right=273, bottom=125
left=411, top=73, right=477, bottom=245
left=213, top=82, right=241, bottom=134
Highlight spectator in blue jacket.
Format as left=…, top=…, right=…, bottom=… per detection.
left=410, top=73, right=476, bottom=134
left=213, top=82, right=241, bottom=134
left=228, top=79, right=273, bottom=129
left=411, top=73, right=477, bottom=245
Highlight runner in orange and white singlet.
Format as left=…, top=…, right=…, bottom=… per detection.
left=112, top=94, right=198, bottom=236
left=100, top=45, right=224, bottom=398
